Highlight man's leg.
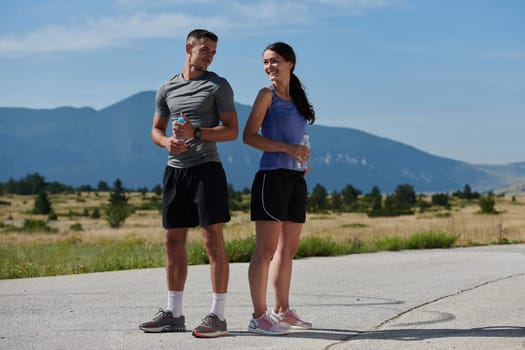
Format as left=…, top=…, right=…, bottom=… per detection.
left=139, top=227, right=188, bottom=333
left=201, top=223, right=229, bottom=294
left=191, top=223, right=229, bottom=338
left=165, top=228, right=188, bottom=292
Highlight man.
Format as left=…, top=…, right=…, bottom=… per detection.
left=139, top=29, right=238, bottom=338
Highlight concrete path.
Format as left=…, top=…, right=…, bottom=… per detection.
left=1, top=244, right=524, bottom=350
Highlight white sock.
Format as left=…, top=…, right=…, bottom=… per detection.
left=167, top=291, right=183, bottom=317
left=210, top=293, right=227, bottom=321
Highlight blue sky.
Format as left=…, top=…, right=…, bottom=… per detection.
left=1, top=0, right=524, bottom=164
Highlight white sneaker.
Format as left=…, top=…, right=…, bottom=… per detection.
left=248, top=312, right=289, bottom=336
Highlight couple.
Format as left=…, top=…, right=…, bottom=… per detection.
left=139, top=29, right=315, bottom=338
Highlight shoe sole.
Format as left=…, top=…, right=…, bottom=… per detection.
left=192, top=330, right=228, bottom=338
left=139, top=325, right=186, bottom=333
left=247, top=326, right=289, bottom=336
left=286, top=323, right=313, bottom=330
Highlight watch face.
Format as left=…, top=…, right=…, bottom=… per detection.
left=194, top=128, right=202, bottom=139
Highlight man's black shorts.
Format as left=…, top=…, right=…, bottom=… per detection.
left=162, top=162, right=231, bottom=228
left=250, top=169, right=307, bottom=223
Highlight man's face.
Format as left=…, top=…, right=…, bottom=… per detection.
left=188, top=37, right=217, bottom=71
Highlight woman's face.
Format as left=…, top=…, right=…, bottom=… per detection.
left=262, top=49, right=293, bottom=82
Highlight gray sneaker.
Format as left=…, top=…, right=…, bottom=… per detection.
left=192, top=313, right=228, bottom=338
left=139, top=309, right=186, bottom=333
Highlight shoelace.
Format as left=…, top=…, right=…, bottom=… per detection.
left=286, top=309, right=299, bottom=320
left=200, top=314, right=218, bottom=327
left=262, top=313, right=280, bottom=326
left=152, top=309, right=169, bottom=321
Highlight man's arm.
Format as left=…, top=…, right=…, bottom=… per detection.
left=177, top=111, right=238, bottom=142
left=152, top=115, right=188, bottom=154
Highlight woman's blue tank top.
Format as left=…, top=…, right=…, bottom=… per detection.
left=259, top=87, right=307, bottom=171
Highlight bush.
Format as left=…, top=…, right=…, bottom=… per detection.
left=432, top=193, right=450, bottom=207
left=3, top=219, right=58, bottom=233
left=105, top=179, right=131, bottom=228
left=297, top=236, right=343, bottom=257
left=33, top=192, right=52, bottom=215
left=69, top=223, right=83, bottom=231
left=479, top=195, right=497, bottom=214
left=91, top=208, right=101, bottom=219
left=225, top=238, right=255, bottom=262
left=374, top=236, right=404, bottom=251
left=405, top=231, right=457, bottom=249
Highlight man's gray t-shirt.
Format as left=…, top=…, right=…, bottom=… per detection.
left=155, top=71, right=236, bottom=168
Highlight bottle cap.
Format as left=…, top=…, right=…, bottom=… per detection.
left=177, top=116, right=185, bottom=123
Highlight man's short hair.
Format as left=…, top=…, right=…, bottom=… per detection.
left=187, top=29, right=218, bottom=43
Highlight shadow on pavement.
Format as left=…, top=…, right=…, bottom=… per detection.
left=229, top=326, right=525, bottom=342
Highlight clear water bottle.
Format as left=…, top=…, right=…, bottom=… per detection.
left=174, top=115, right=185, bottom=141
left=296, top=132, right=310, bottom=170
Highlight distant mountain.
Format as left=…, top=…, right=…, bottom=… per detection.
left=2, top=91, right=525, bottom=193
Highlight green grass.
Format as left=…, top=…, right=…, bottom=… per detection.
left=0, top=231, right=460, bottom=279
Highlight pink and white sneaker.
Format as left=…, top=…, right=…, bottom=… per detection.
left=272, top=309, right=312, bottom=330
left=248, top=312, right=289, bottom=336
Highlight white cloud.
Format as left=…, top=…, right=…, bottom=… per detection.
left=230, top=1, right=311, bottom=25
left=0, top=0, right=404, bottom=56
left=0, top=12, right=229, bottom=56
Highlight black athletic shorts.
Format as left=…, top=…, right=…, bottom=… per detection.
left=162, top=162, right=231, bottom=228
left=250, top=169, right=307, bottom=223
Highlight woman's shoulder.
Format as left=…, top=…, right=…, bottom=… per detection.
left=256, top=86, right=273, bottom=101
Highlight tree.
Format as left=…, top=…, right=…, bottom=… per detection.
left=152, top=184, right=162, bottom=196
left=105, top=179, right=131, bottom=228
left=453, top=184, right=480, bottom=199
left=479, top=195, right=497, bottom=214
left=228, top=184, right=246, bottom=211
left=330, top=191, right=342, bottom=211
left=308, top=183, right=329, bottom=212
left=33, top=192, right=53, bottom=215
left=431, top=193, right=450, bottom=207
left=391, top=184, right=415, bottom=208
left=97, top=181, right=110, bottom=192
left=365, top=186, right=384, bottom=217
left=341, top=184, right=360, bottom=210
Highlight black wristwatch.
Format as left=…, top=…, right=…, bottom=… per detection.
left=193, top=127, right=202, bottom=140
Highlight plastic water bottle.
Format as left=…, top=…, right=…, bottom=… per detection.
left=175, top=115, right=185, bottom=141
left=297, top=133, right=310, bottom=170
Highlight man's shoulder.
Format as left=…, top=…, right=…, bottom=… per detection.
left=157, top=73, right=181, bottom=90
left=205, top=71, right=230, bottom=84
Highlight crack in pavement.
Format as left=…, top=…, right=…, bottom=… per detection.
left=323, top=272, right=525, bottom=350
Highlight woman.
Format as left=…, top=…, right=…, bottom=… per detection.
left=243, top=42, right=315, bottom=336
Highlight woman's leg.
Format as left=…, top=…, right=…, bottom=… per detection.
left=248, top=221, right=282, bottom=318
left=270, top=221, right=302, bottom=313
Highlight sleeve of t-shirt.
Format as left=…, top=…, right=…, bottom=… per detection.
left=155, top=83, right=170, bottom=118
left=214, top=78, right=236, bottom=114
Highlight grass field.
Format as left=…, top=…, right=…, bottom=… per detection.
left=1, top=192, right=524, bottom=279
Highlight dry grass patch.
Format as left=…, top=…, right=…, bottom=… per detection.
left=1, top=193, right=524, bottom=248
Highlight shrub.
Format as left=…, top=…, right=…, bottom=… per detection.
left=33, top=192, right=52, bottom=215
left=405, top=231, right=457, bottom=249
left=69, top=223, right=83, bottom=231
left=375, top=236, right=404, bottom=251
left=225, top=238, right=255, bottom=262
left=91, top=208, right=101, bottom=219
left=297, top=236, right=341, bottom=257
left=105, top=179, right=131, bottom=228
left=479, top=195, right=497, bottom=214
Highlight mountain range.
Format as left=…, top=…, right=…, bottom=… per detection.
left=1, top=91, right=524, bottom=194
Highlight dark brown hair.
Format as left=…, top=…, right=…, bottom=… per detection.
left=264, top=42, right=315, bottom=124
left=187, top=29, right=218, bottom=43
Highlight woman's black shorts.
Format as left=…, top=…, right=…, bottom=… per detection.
left=250, top=169, right=307, bottom=223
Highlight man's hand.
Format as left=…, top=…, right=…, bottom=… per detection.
left=167, top=136, right=188, bottom=154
